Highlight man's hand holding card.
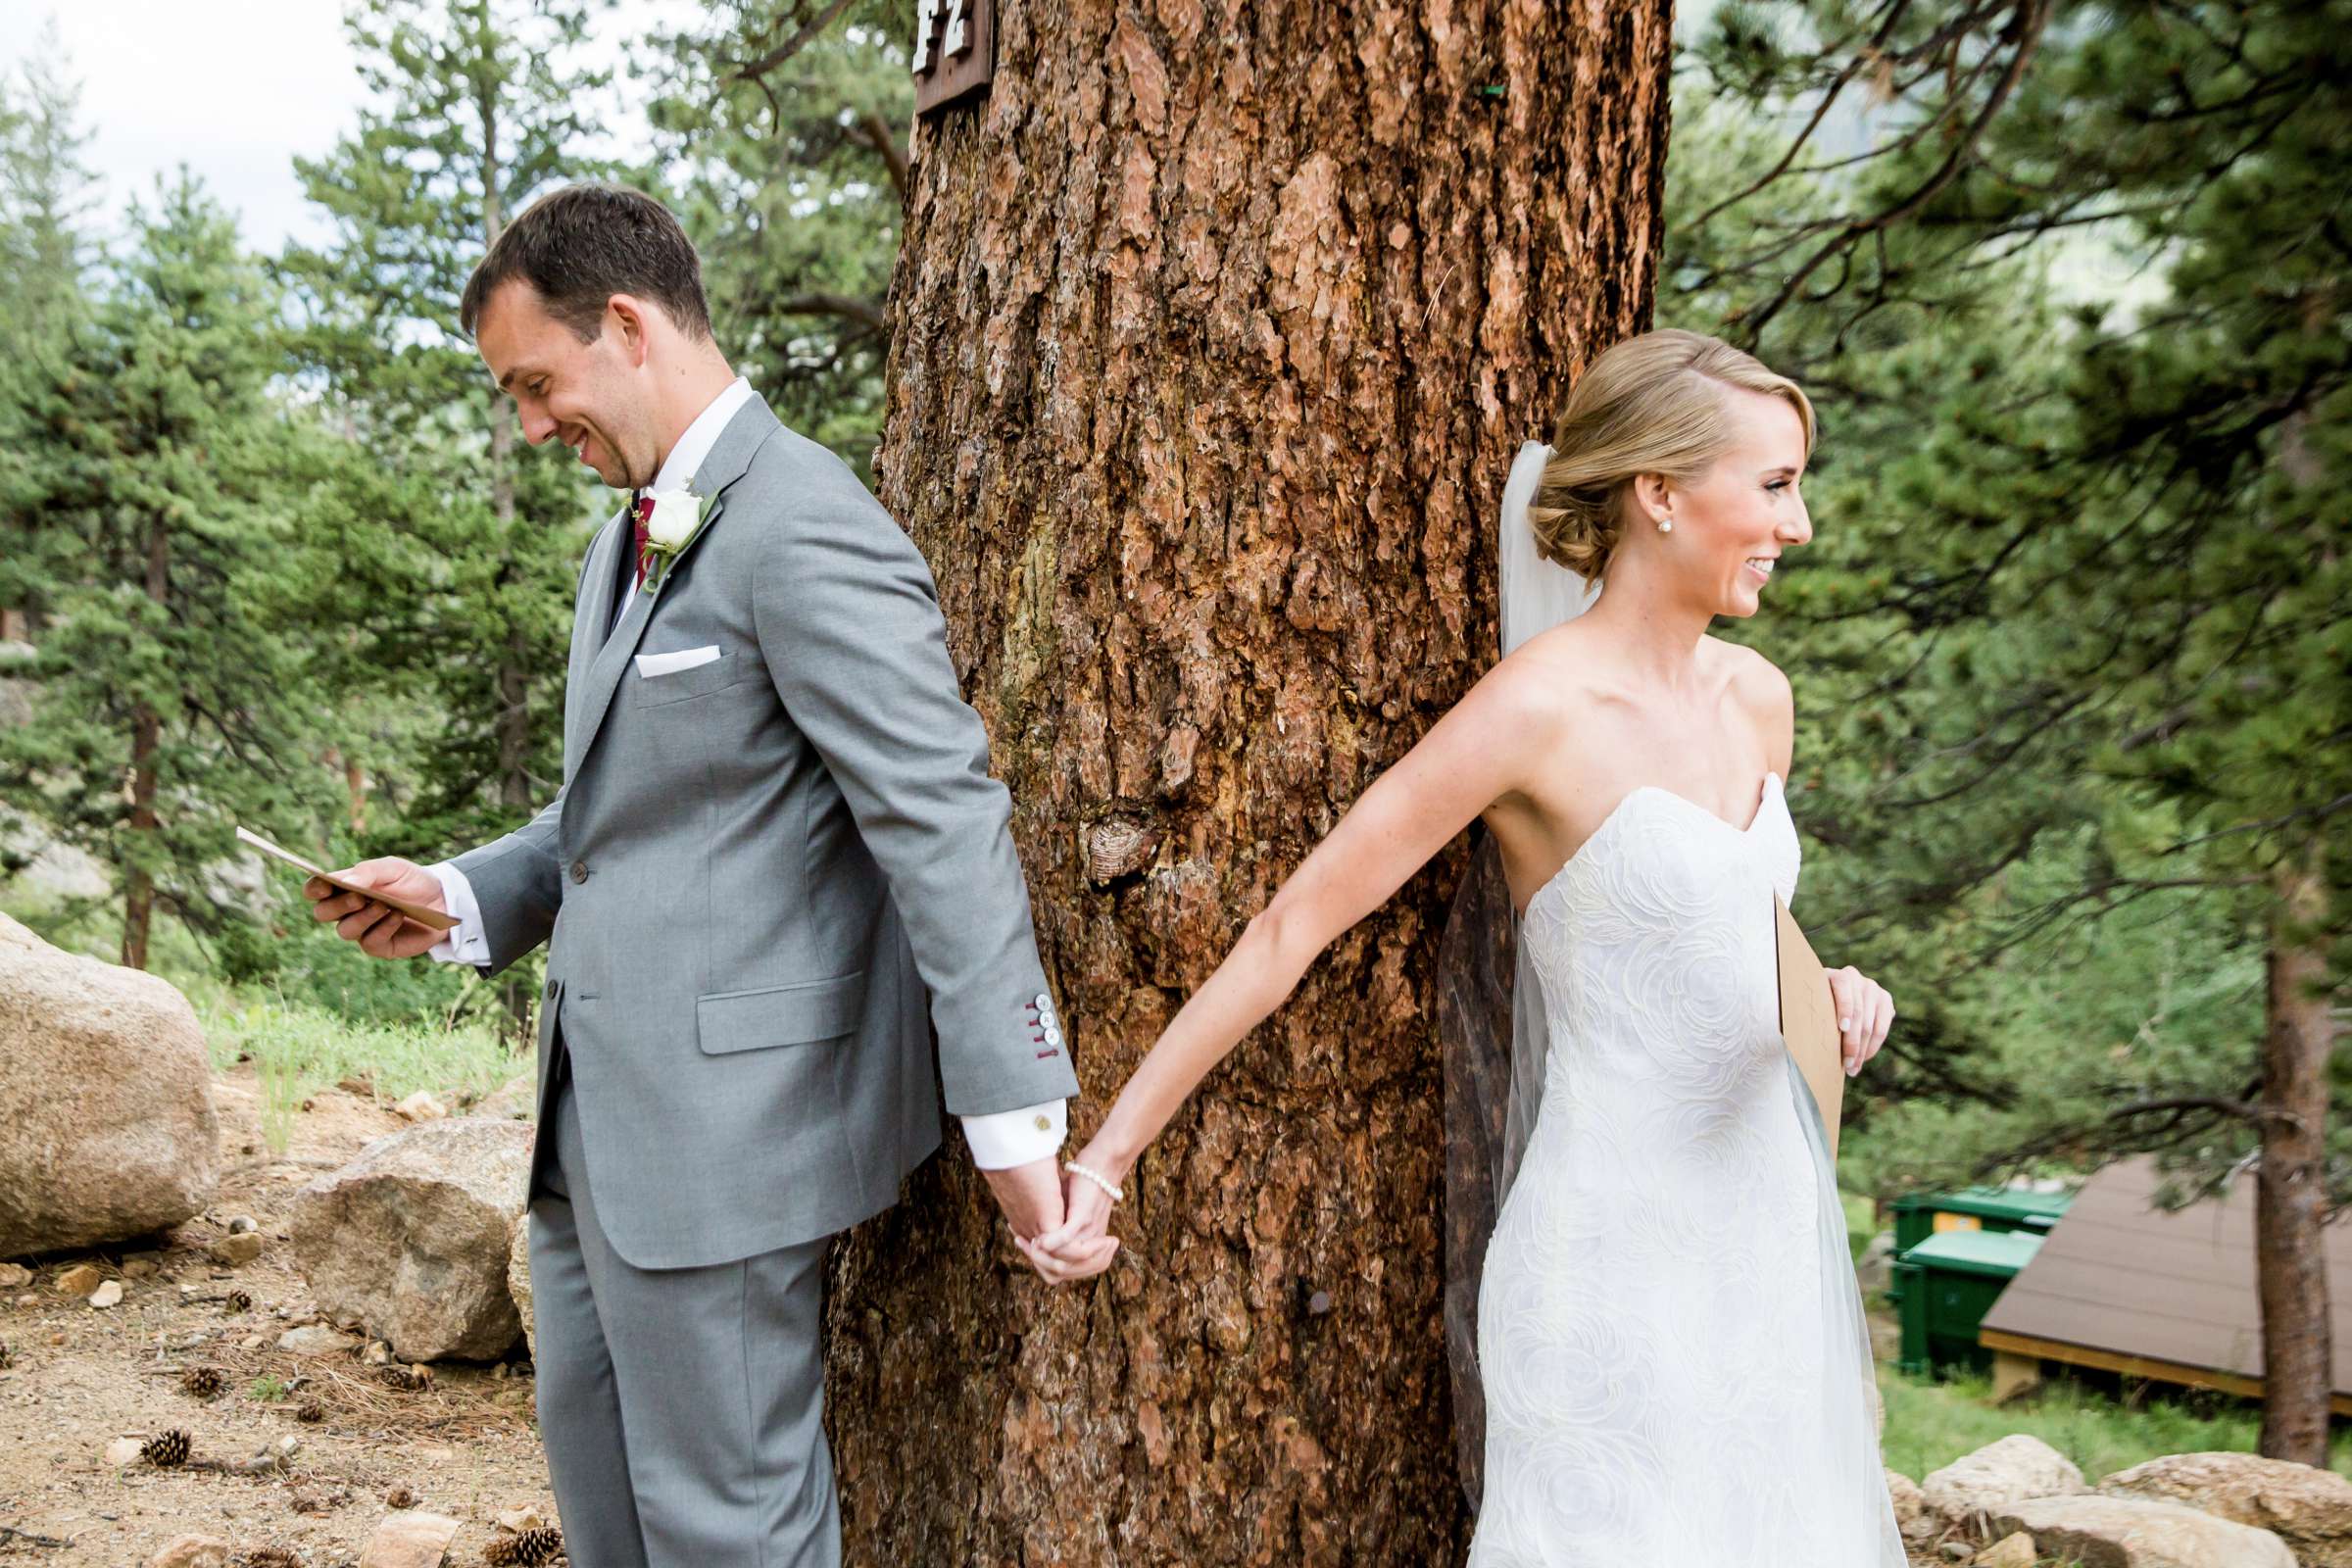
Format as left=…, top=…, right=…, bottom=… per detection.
left=236, top=826, right=456, bottom=958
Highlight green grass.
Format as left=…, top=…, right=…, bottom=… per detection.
left=191, top=975, right=520, bottom=1152
left=1879, top=1359, right=2352, bottom=1484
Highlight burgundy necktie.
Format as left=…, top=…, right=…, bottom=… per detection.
left=629, top=491, right=654, bottom=586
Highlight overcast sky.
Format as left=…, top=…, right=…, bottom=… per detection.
left=0, top=0, right=700, bottom=255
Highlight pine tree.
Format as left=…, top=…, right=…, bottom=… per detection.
left=643, top=0, right=906, bottom=477
left=0, top=174, right=346, bottom=966
left=0, top=23, right=95, bottom=644
left=1683, top=0, right=2351, bottom=1462
left=279, top=0, right=609, bottom=1024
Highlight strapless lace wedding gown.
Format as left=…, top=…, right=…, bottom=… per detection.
left=1469, top=771, right=1906, bottom=1565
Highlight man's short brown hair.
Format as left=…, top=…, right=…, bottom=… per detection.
left=459, top=182, right=712, bottom=343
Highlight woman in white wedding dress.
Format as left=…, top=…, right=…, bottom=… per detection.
left=1025, top=329, right=1907, bottom=1564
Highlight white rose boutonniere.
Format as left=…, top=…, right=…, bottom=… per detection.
left=639, top=486, right=717, bottom=594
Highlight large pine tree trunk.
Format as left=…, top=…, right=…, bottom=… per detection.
left=825, top=5, right=1672, bottom=1561
left=2257, top=853, right=2335, bottom=1465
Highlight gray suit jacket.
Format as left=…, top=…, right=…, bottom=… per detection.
left=451, top=395, right=1077, bottom=1269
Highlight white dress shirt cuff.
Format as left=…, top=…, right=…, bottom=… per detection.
left=960, top=1100, right=1067, bottom=1169
left=423, top=860, right=492, bottom=967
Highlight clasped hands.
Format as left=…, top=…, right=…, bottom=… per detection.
left=998, top=1144, right=1124, bottom=1286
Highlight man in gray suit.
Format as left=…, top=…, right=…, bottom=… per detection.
left=305, top=183, right=1109, bottom=1566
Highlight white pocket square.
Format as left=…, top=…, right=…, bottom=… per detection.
left=635, top=645, right=722, bottom=678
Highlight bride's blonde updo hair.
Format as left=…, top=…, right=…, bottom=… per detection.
left=1531, top=328, right=1816, bottom=580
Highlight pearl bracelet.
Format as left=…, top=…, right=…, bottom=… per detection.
left=1064, top=1160, right=1124, bottom=1204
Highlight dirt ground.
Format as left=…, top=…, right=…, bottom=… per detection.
left=0, top=1065, right=556, bottom=1566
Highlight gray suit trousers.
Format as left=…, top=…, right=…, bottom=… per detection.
left=529, top=1039, right=840, bottom=1568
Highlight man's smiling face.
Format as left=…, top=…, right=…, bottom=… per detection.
left=474, top=277, right=662, bottom=490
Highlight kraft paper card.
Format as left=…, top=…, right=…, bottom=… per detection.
left=1774, top=894, right=1843, bottom=1160
left=235, top=825, right=459, bottom=933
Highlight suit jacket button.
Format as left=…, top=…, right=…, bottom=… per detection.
left=569, top=859, right=589, bottom=884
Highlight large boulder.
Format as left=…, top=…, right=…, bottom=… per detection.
left=1886, top=1468, right=1936, bottom=1545
left=289, top=1117, right=533, bottom=1362
left=1987, top=1494, right=2296, bottom=1568
left=0, top=913, right=218, bottom=1256
left=507, top=1215, right=534, bottom=1361
left=471, top=1071, right=539, bottom=1123
left=1924, top=1434, right=2087, bottom=1522
left=2098, top=1450, right=2352, bottom=1566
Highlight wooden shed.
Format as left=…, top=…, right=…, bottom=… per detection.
left=1978, top=1153, right=2352, bottom=1413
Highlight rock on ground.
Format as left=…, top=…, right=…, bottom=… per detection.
left=1886, top=1467, right=1937, bottom=1545
left=0, top=913, right=219, bottom=1256
left=1924, top=1433, right=2087, bottom=1522
left=471, top=1071, right=539, bottom=1123
left=144, top=1536, right=229, bottom=1568
left=289, top=1117, right=532, bottom=1362
left=506, top=1216, right=533, bottom=1362
left=1974, top=1532, right=2036, bottom=1568
left=1989, top=1493, right=2296, bottom=1568
left=359, top=1509, right=461, bottom=1568
left=277, top=1324, right=363, bottom=1357
left=2098, top=1450, right=2352, bottom=1567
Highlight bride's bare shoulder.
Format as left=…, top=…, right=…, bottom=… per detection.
left=1706, top=634, right=1788, bottom=692
left=1491, top=618, right=1610, bottom=700
left=1705, top=636, right=1794, bottom=759
left=1473, top=622, right=1612, bottom=750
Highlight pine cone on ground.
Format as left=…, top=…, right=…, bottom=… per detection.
left=0, top=1340, right=14, bottom=1368
left=238, top=1549, right=303, bottom=1568
left=383, top=1485, right=416, bottom=1509
left=141, top=1429, right=191, bottom=1468
left=294, top=1398, right=324, bottom=1424
left=179, top=1365, right=225, bottom=1399
left=484, top=1527, right=564, bottom=1566
left=378, top=1362, right=432, bottom=1391
left=222, top=1289, right=253, bottom=1314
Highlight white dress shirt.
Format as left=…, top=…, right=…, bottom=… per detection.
left=424, top=377, right=1066, bottom=1169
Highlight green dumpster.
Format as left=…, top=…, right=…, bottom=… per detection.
left=1890, top=1185, right=2073, bottom=1256
left=1891, top=1228, right=2044, bottom=1377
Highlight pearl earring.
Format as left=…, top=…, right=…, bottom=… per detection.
left=1658, top=515, right=1673, bottom=533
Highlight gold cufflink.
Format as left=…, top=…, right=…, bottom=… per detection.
left=1034, top=1114, right=1052, bottom=1132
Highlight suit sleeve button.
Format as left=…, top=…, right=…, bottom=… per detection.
left=569, top=859, right=589, bottom=884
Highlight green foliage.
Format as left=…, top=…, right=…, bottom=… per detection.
left=643, top=1, right=906, bottom=477
left=278, top=0, right=610, bottom=859
left=0, top=20, right=91, bottom=357
left=1671, top=0, right=2350, bottom=1200
left=0, top=173, right=356, bottom=953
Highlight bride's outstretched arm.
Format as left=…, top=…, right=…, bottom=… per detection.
left=1021, top=660, right=1561, bottom=1283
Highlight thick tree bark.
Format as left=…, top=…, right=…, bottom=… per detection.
left=2256, top=356, right=2338, bottom=1466
left=826, top=5, right=1672, bottom=1561
left=2257, top=852, right=2335, bottom=1466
